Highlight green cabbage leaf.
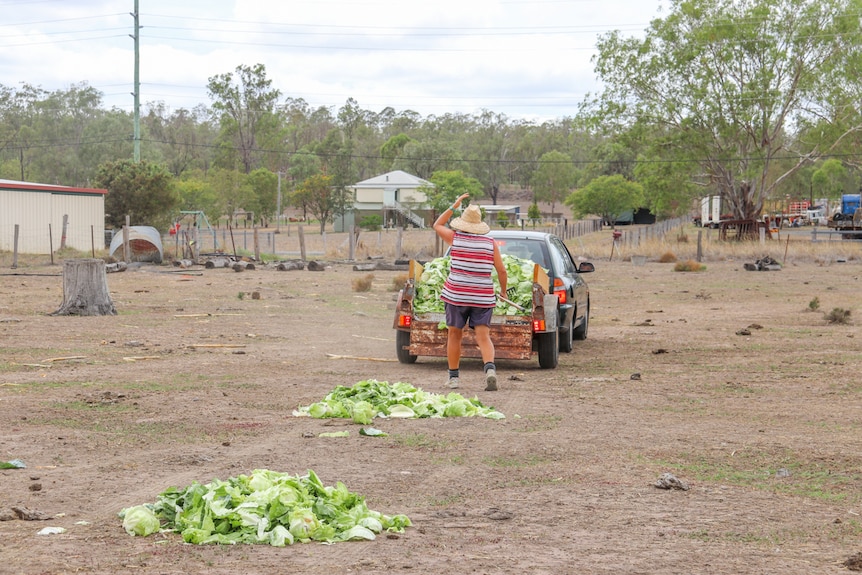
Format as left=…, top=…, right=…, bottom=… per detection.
left=120, top=469, right=411, bottom=546
left=413, top=254, right=538, bottom=316
left=294, top=379, right=505, bottom=421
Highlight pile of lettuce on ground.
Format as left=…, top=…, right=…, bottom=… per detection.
left=293, top=379, right=505, bottom=423
left=120, top=469, right=411, bottom=546
left=414, top=255, right=537, bottom=316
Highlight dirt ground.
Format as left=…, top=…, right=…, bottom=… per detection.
left=2, top=232, right=862, bottom=574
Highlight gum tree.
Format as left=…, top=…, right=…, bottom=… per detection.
left=588, top=0, right=862, bottom=221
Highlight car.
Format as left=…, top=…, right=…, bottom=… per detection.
left=487, top=230, right=594, bottom=355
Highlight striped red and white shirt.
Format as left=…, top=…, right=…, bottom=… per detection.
left=441, top=232, right=496, bottom=307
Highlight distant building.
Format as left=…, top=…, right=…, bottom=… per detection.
left=0, top=179, right=106, bottom=254
left=338, top=170, right=433, bottom=231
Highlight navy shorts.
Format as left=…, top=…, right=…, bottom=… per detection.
left=445, top=303, right=494, bottom=329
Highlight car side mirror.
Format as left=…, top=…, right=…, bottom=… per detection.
left=577, top=262, right=595, bottom=273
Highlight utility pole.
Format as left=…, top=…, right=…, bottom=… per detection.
left=276, top=171, right=283, bottom=233
left=131, top=0, right=141, bottom=162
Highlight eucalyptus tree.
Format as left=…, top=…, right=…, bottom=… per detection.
left=589, top=0, right=862, bottom=221
left=207, top=63, right=281, bottom=174
left=465, top=110, right=520, bottom=205
left=142, top=103, right=214, bottom=177
left=392, top=139, right=465, bottom=180
left=0, top=83, right=47, bottom=181
left=532, top=150, right=576, bottom=216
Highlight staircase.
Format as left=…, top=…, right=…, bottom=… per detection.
left=389, top=201, right=425, bottom=228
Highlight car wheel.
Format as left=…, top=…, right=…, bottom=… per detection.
left=559, top=315, right=574, bottom=353
left=573, top=301, right=589, bottom=341
left=396, top=330, right=417, bottom=364
left=537, top=330, right=558, bottom=369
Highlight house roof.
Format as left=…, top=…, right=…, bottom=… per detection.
left=352, top=170, right=431, bottom=189
left=0, top=178, right=107, bottom=195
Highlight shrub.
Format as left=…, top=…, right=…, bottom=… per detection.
left=496, top=210, right=510, bottom=229
left=360, top=215, right=383, bottom=231
left=352, top=273, right=374, bottom=292
left=808, top=297, right=820, bottom=312
left=391, top=273, right=409, bottom=291
left=824, top=307, right=851, bottom=324
left=674, top=259, right=706, bottom=272
left=658, top=251, right=678, bottom=263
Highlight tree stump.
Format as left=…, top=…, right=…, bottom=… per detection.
left=52, top=259, right=117, bottom=316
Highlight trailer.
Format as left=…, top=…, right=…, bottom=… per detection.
left=393, top=260, right=562, bottom=369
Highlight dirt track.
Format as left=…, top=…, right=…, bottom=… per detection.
left=2, top=246, right=862, bottom=574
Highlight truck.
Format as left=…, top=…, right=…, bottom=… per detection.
left=827, top=194, right=862, bottom=234
left=393, top=259, right=562, bottom=368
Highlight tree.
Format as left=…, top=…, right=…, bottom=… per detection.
left=293, top=173, right=340, bottom=234
left=532, top=151, right=576, bottom=217
left=421, top=169, right=484, bottom=254
left=207, top=63, right=281, bottom=174
left=589, top=0, right=862, bottom=221
left=246, top=168, right=278, bottom=225
left=380, top=133, right=413, bottom=168
left=96, top=159, right=178, bottom=229
left=420, top=170, right=484, bottom=214
left=566, top=175, right=644, bottom=228
left=811, top=159, right=850, bottom=205
left=527, top=202, right=542, bottom=227
left=174, top=174, right=219, bottom=220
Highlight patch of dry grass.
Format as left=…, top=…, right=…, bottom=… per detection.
left=674, top=259, right=707, bottom=272
left=352, top=273, right=375, bottom=292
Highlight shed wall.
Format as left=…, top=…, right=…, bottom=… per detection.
left=0, top=189, right=105, bottom=254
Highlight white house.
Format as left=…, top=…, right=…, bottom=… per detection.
left=0, top=179, right=106, bottom=254
left=339, top=170, right=433, bottom=230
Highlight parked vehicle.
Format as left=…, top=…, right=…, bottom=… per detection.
left=827, top=193, right=862, bottom=234
left=393, top=230, right=594, bottom=369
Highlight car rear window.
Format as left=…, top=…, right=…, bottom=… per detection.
left=495, top=239, right=547, bottom=268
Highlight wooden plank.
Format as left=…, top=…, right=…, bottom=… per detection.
left=408, top=321, right=533, bottom=360
left=533, top=264, right=549, bottom=293
left=410, top=260, right=424, bottom=280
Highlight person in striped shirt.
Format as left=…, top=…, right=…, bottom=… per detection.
left=433, top=194, right=507, bottom=391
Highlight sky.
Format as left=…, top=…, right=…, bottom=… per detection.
left=0, top=0, right=665, bottom=122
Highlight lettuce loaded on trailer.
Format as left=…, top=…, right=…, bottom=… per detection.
left=393, top=258, right=563, bottom=368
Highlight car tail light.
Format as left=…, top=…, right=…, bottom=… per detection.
left=553, top=277, right=566, bottom=304
left=398, top=315, right=412, bottom=327
left=532, top=319, right=546, bottom=332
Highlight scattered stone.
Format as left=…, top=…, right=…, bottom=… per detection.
left=844, top=552, right=862, bottom=571
left=652, top=349, right=668, bottom=354
left=12, top=506, right=51, bottom=520
left=483, top=508, right=513, bottom=521
left=736, top=328, right=751, bottom=336
left=654, top=472, right=689, bottom=491
left=630, top=373, right=642, bottom=381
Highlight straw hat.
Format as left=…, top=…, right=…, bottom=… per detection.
left=450, top=204, right=490, bottom=235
